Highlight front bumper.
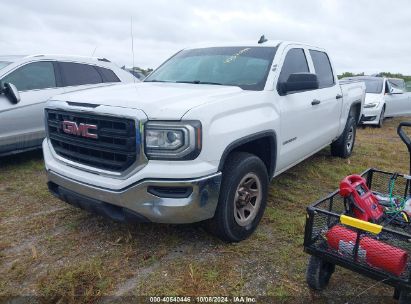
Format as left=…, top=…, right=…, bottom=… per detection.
left=361, top=106, right=382, bottom=125
left=47, top=170, right=222, bottom=224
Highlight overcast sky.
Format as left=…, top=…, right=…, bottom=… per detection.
left=1, top=0, right=410, bottom=74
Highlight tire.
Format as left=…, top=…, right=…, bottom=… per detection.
left=206, top=152, right=268, bottom=242
left=331, top=115, right=356, bottom=158
left=399, top=289, right=411, bottom=304
left=306, top=256, right=335, bottom=291
left=377, top=106, right=385, bottom=128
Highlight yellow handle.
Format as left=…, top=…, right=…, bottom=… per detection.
left=340, top=215, right=383, bottom=234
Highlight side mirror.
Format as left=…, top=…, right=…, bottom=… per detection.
left=280, top=73, right=319, bottom=95
left=3, top=83, right=21, bottom=104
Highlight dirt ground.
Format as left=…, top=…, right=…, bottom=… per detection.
left=1, top=117, right=410, bottom=303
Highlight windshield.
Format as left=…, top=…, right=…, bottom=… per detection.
left=145, top=47, right=277, bottom=91
left=0, top=61, right=11, bottom=70
left=363, top=79, right=383, bottom=94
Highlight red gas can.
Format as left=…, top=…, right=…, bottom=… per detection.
left=339, top=174, right=384, bottom=222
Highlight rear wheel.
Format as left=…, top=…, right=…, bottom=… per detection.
left=331, top=115, right=356, bottom=158
left=206, top=152, right=268, bottom=242
left=306, top=256, right=335, bottom=291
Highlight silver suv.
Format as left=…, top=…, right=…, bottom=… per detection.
left=0, top=55, right=136, bottom=156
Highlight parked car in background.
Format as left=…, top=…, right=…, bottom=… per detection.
left=43, top=40, right=365, bottom=242
left=342, top=76, right=411, bottom=127
left=0, top=55, right=136, bottom=156
left=386, top=78, right=411, bottom=117
left=126, top=68, right=146, bottom=80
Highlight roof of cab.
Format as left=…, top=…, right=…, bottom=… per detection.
left=183, top=40, right=324, bottom=50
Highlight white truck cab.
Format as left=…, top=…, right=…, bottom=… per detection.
left=43, top=39, right=365, bottom=242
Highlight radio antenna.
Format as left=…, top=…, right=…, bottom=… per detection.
left=91, top=46, right=97, bottom=57
left=130, top=16, right=136, bottom=83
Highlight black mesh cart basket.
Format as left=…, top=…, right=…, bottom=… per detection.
left=303, top=122, right=411, bottom=303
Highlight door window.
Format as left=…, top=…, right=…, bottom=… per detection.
left=309, top=50, right=335, bottom=88
left=59, top=62, right=103, bottom=86
left=2, top=61, right=56, bottom=91
left=388, top=78, right=405, bottom=93
left=98, top=67, right=120, bottom=83
left=278, top=48, right=309, bottom=85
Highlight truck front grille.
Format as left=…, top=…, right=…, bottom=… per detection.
left=46, top=109, right=138, bottom=172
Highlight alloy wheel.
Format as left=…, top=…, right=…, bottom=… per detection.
left=233, top=173, right=262, bottom=227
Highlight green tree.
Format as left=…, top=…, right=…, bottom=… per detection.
left=337, top=72, right=364, bottom=79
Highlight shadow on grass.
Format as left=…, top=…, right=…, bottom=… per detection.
left=0, top=148, right=43, bottom=169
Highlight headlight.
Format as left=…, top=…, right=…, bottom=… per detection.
left=144, top=121, right=202, bottom=160
left=364, top=102, right=379, bottom=108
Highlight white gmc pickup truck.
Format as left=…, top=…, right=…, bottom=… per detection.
left=43, top=40, right=365, bottom=242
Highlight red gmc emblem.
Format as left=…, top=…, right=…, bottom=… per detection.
left=62, top=121, right=98, bottom=139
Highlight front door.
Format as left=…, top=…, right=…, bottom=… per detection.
left=0, top=61, right=64, bottom=154
left=276, top=47, right=321, bottom=171
left=385, top=80, right=410, bottom=117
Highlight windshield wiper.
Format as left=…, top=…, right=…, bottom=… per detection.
left=176, top=80, right=223, bottom=85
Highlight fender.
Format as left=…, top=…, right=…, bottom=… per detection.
left=218, top=130, right=277, bottom=178
left=350, top=100, right=363, bottom=124
left=337, top=100, right=362, bottom=138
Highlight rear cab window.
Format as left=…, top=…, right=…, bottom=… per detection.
left=309, top=50, right=335, bottom=88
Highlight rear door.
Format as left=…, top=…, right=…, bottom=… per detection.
left=0, top=61, right=65, bottom=154
left=308, top=49, right=341, bottom=143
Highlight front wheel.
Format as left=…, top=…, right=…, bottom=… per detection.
left=377, top=106, right=385, bottom=128
left=331, top=115, right=356, bottom=158
left=206, top=152, right=268, bottom=242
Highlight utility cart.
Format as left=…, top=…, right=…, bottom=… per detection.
left=304, top=122, right=411, bottom=303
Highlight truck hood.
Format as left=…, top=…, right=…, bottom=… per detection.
left=52, top=82, right=244, bottom=119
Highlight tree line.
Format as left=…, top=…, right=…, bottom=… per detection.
left=338, top=72, right=411, bottom=83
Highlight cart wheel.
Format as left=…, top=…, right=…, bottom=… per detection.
left=306, top=256, right=335, bottom=291
left=394, top=287, right=400, bottom=300
left=399, top=289, right=411, bottom=304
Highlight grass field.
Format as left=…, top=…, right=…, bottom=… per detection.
left=1, top=117, right=410, bottom=303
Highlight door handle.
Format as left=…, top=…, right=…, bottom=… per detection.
left=311, top=99, right=321, bottom=106
left=336, top=94, right=343, bottom=99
